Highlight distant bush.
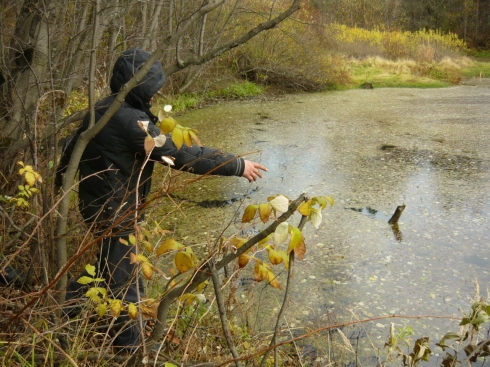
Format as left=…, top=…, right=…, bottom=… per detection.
left=330, top=25, right=467, bottom=61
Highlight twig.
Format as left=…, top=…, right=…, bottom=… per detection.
left=213, top=314, right=461, bottom=367
left=259, top=215, right=308, bottom=367
left=20, top=317, right=78, bottom=367
left=148, top=193, right=307, bottom=349
left=210, top=261, right=242, bottom=367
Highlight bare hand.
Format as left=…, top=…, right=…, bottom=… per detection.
left=242, top=160, right=268, bottom=182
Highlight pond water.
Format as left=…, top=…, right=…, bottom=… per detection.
left=156, top=84, right=490, bottom=364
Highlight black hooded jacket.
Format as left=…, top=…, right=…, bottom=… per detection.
left=57, top=48, right=245, bottom=225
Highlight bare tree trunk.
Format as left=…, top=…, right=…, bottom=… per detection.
left=143, top=0, right=164, bottom=51
left=475, top=0, right=480, bottom=44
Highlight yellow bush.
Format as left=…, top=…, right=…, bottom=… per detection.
left=329, top=24, right=467, bottom=61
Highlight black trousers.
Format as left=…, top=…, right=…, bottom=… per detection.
left=66, top=230, right=144, bottom=348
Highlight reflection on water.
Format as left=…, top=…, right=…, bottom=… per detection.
left=170, top=86, right=490, bottom=364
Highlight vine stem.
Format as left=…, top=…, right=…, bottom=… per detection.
left=259, top=215, right=308, bottom=367
left=210, top=261, right=242, bottom=367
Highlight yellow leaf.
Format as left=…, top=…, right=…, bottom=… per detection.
left=238, top=253, right=252, bottom=268
left=259, top=203, right=272, bottom=224
left=188, top=129, right=202, bottom=147
left=136, top=254, right=149, bottom=263
left=254, top=261, right=268, bottom=282
left=110, top=299, right=124, bottom=318
left=267, top=246, right=284, bottom=266
left=298, top=201, right=312, bottom=216
left=77, top=276, right=96, bottom=285
left=119, top=237, right=129, bottom=246
left=142, top=240, right=153, bottom=252
left=197, top=280, right=210, bottom=293
left=156, top=238, right=185, bottom=256
left=129, top=253, right=138, bottom=264
left=140, top=299, right=159, bottom=319
left=267, top=269, right=282, bottom=289
left=129, top=233, right=136, bottom=246
left=225, top=237, right=248, bottom=251
left=85, top=287, right=102, bottom=302
left=280, top=251, right=290, bottom=270
left=241, top=204, right=258, bottom=223
left=287, top=226, right=306, bottom=260
left=142, top=262, right=153, bottom=280
left=160, top=117, right=177, bottom=134
left=85, top=264, right=96, bottom=277
left=128, top=302, right=138, bottom=320
left=183, top=129, right=193, bottom=147
left=180, top=293, right=196, bottom=306
left=172, top=126, right=184, bottom=149
left=175, top=250, right=195, bottom=273
left=24, top=171, right=35, bottom=186
left=96, top=303, right=107, bottom=317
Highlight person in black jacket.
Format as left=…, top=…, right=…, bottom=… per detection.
left=56, top=48, right=267, bottom=350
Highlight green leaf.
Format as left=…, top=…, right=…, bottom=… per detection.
left=437, top=332, right=461, bottom=351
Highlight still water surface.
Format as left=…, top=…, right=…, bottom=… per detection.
left=159, top=85, right=490, bottom=362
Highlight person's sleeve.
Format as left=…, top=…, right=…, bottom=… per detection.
left=125, top=117, right=245, bottom=177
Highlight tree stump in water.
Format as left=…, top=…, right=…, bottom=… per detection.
left=388, top=204, right=406, bottom=224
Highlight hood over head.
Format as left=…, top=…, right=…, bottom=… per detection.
left=110, top=48, right=166, bottom=121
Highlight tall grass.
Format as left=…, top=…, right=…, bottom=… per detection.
left=331, top=25, right=466, bottom=62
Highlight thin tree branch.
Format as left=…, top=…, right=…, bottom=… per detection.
left=210, top=261, right=242, bottom=367
left=259, top=214, right=308, bottom=367
left=164, top=0, right=301, bottom=76
left=147, top=193, right=306, bottom=354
